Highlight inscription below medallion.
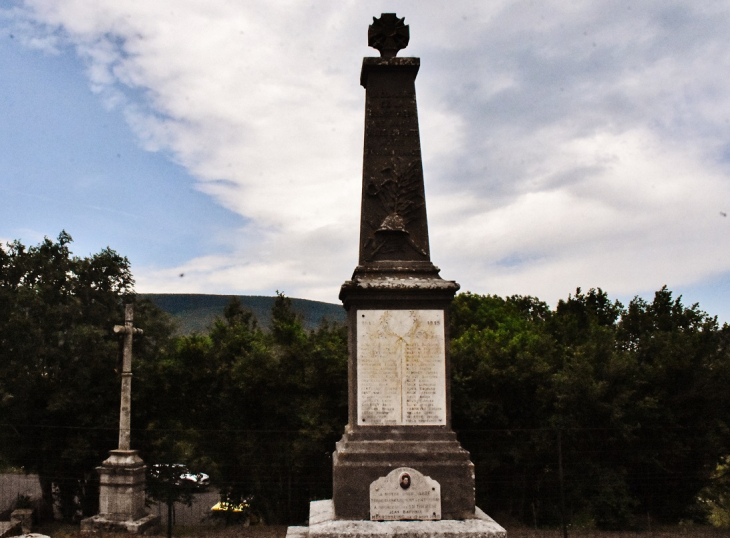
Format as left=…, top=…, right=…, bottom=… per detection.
left=357, top=310, right=446, bottom=425
left=370, top=467, right=441, bottom=521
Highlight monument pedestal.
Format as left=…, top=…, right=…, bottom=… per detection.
left=287, top=500, right=505, bottom=538
left=81, top=450, right=159, bottom=534
left=332, top=267, right=477, bottom=520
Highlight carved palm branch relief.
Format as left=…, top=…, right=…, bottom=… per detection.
left=367, top=158, right=425, bottom=229
left=363, top=158, right=428, bottom=261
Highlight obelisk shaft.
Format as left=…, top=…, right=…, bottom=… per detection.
left=358, top=57, right=431, bottom=267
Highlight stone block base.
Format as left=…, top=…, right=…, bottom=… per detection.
left=97, top=450, right=148, bottom=522
left=332, top=429, right=476, bottom=520
left=80, top=513, right=160, bottom=535
left=287, top=500, right=505, bottom=538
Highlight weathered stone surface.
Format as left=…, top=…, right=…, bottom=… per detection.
left=357, top=310, right=446, bottom=426
left=368, top=14, right=409, bottom=59
left=342, top=273, right=460, bottom=294
left=370, top=467, right=440, bottom=521
left=96, top=450, right=147, bottom=522
left=286, top=527, right=309, bottom=538
left=80, top=513, right=159, bottom=535
left=333, top=427, right=475, bottom=520
left=81, top=451, right=159, bottom=532
left=358, top=56, right=429, bottom=269
left=114, top=304, right=143, bottom=452
left=286, top=500, right=506, bottom=538
left=0, top=521, right=21, bottom=538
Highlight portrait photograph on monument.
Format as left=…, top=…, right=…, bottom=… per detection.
left=2, top=3, right=730, bottom=538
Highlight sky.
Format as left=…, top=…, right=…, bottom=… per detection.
left=1, top=1, right=729, bottom=323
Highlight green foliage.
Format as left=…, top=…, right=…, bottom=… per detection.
left=2, top=234, right=727, bottom=530
left=137, top=293, right=348, bottom=525
left=145, top=464, right=196, bottom=538
left=451, top=287, right=730, bottom=530
left=616, top=288, right=730, bottom=522
left=700, top=456, right=730, bottom=527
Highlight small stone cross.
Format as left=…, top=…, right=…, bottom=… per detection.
left=368, top=13, right=409, bottom=58
left=114, top=303, right=143, bottom=452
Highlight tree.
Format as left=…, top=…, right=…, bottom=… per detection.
left=211, top=293, right=348, bottom=524
left=450, top=292, right=557, bottom=523
left=0, top=232, right=174, bottom=520
left=547, top=288, right=637, bottom=529
left=616, top=287, right=730, bottom=523
left=145, top=464, right=196, bottom=538
left=450, top=287, right=730, bottom=529
left=134, top=294, right=348, bottom=525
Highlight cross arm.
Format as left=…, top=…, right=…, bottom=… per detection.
left=113, top=325, right=144, bottom=336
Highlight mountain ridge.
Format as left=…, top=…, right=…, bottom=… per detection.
left=141, top=293, right=345, bottom=335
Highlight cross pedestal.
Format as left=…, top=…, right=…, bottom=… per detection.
left=82, top=450, right=158, bottom=533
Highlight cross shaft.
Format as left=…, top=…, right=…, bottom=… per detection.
left=114, top=304, right=143, bottom=452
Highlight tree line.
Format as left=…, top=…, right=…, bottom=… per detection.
left=0, top=233, right=728, bottom=529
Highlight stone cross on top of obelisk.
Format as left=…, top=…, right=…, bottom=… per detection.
left=114, top=303, right=143, bottom=452
left=368, top=13, right=410, bottom=58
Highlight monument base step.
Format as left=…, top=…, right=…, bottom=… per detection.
left=287, top=500, right=505, bottom=538
left=80, top=513, right=159, bottom=535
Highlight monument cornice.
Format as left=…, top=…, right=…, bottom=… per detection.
left=360, top=57, right=420, bottom=87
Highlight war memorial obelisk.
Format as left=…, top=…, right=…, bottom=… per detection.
left=288, top=14, right=505, bottom=538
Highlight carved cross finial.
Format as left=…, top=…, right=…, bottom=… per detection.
left=368, top=13, right=409, bottom=58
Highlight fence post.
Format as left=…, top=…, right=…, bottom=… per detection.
left=558, top=428, right=568, bottom=538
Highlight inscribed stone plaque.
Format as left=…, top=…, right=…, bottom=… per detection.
left=370, top=467, right=441, bottom=521
left=357, top=309, right=445, bottom=425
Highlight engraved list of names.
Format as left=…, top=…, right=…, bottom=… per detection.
left=357, top=310, right=446, bottom=425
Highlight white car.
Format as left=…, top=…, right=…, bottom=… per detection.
left=150, top=464, right=210, bottom=488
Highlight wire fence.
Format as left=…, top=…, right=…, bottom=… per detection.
left=0, top=473, right=41, bottom=515
left=0, top=473, right=222, bottom=526
left=1, top=423, right=727, bottom=532
left=148, top=488, right=222, bottom=526
left=1, top=474, right=728, bottom=536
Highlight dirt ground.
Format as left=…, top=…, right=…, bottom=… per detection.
left=33, top=521, right=729, bottom=538
left=505, top=530, right=729, bottom=537
left=34, top=522, right=289, bottom=538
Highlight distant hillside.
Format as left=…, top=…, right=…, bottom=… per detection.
left=141, top=294, right=345, bottom=335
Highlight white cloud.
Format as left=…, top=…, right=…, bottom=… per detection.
left=7, top=1, right=730, bottom=312
left=431, top=127, right=730, bottom=300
